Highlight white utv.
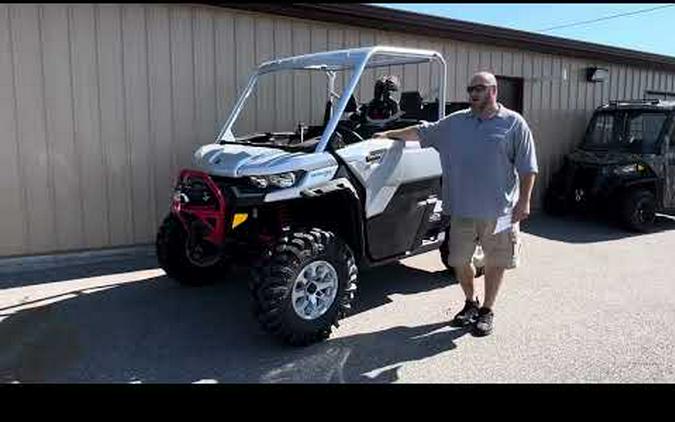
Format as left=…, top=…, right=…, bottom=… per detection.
left=156, top=46, right=484, bottom=346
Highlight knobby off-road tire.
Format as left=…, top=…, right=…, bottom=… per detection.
left=439, top=228, right=485, bottom=278
left=251, top=228, right=358, bottom=346
left=156, top=214, right=227, bottom=286
left=620, top=189, right=656, bottom=233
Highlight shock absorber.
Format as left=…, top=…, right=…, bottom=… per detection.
left=253, top=203, right=292, bottom=253
left=276, top=203, right=292, bottom=230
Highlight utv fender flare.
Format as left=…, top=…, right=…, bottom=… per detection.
left=622, top=177, right=659, bottom=189
left=618, top=177, right=663, bottom=207
left=612, top=177, right=663, bottom=208
left=300, top=177, right=368, bottom=266
left=300, top=177, right=359, bottom=199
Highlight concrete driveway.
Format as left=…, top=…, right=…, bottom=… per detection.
left=1, top=214, right=674, bottom=383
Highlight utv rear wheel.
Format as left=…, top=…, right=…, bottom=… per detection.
left=439, top=228, right=485, bottom=278
left=251, top=228, right=358, bottom=346
left=156, top=215, right=226, bottom=286
left=620, top=189, right=656, bottom=233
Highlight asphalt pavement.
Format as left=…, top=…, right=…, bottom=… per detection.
left=1, top=214, right=674, bottom=383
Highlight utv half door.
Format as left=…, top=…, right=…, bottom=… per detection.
left=336, top=138, right=442, bottom=261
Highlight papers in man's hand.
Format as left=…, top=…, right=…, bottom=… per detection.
left=493, top=212, right=513, bottom=235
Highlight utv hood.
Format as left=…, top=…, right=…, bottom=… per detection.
left=193, top=143, right=337, bottom=177
left=568, top=149, right=648, bottom=166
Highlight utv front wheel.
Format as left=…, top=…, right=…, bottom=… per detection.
left=620, top=189, right=656, bottom=232
left=251, top=228, right=358, bottom=346
left=156, top=215, right=226, bottom=286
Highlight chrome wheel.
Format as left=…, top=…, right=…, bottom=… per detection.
left=291, top=260, right=339, bottom=320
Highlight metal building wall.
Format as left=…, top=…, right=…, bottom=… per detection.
left=1, top=3, right=674, bottom=256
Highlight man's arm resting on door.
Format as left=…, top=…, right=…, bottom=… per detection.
left=372, top=125, right=422, bottom=142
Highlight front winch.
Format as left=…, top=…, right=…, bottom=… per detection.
left=171, top=169, right=228, bottom=246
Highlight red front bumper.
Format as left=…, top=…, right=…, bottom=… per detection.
left=171, top=169, right=227, bottom=245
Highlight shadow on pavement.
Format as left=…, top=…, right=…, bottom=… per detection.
left=521, top=213, right=675, bottom=244
left=0, top=252, right=158, bottom=290
left=0, top=258, right=463, bottom=383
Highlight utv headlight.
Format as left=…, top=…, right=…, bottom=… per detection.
left=612, top=164, right=642, bottom=175
left=248, top=175, right=269, bottom=189
left=248, top=171, right=302, bottom=189
left=268, top=172, right=297, bottom=188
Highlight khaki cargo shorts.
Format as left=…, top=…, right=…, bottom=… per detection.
left=446, top=216, right=522, bottom=269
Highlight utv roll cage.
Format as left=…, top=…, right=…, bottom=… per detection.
left=216, top=46, right=447, bottom=152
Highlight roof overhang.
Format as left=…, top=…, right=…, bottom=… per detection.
left=209, top=3, right=675, bottom=72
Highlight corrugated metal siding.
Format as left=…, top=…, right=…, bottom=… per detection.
left=2, top=3, right=675, bottom=256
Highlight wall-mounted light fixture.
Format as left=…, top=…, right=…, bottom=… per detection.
left=586, top=67, right=609, bottom=83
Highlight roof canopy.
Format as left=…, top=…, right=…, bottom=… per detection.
left=256, top=46, right=444, bottom=74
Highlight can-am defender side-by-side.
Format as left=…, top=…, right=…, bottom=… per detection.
left=156, top=46, right=484, bottom=346
left=544, top=99, right=675, bottom=232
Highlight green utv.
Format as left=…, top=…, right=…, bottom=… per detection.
left=545, top=99, right=675, bottom=232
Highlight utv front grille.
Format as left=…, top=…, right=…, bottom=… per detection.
left=171, top=169, right=227, bottom=244
left=567, top=164, right=602, bottom=204
left=177, top=177, right=218, bottom=206
left=571, top=166, right=598, bottom=191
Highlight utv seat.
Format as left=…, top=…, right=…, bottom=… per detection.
left=399, top=91, right=424, bottom=120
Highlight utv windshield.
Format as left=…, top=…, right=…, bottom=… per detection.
left=581, top=110, right=668, bottom=153
left=225, top=68, right=360, bottom=151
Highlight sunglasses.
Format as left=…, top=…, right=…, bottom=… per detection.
left=466, top=84, right=495, bottom=94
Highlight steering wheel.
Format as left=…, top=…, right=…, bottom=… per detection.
left=335, top=121, right=365, bottom=145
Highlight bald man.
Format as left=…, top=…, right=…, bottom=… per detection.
left=373, top=72, right=538, bottom=337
